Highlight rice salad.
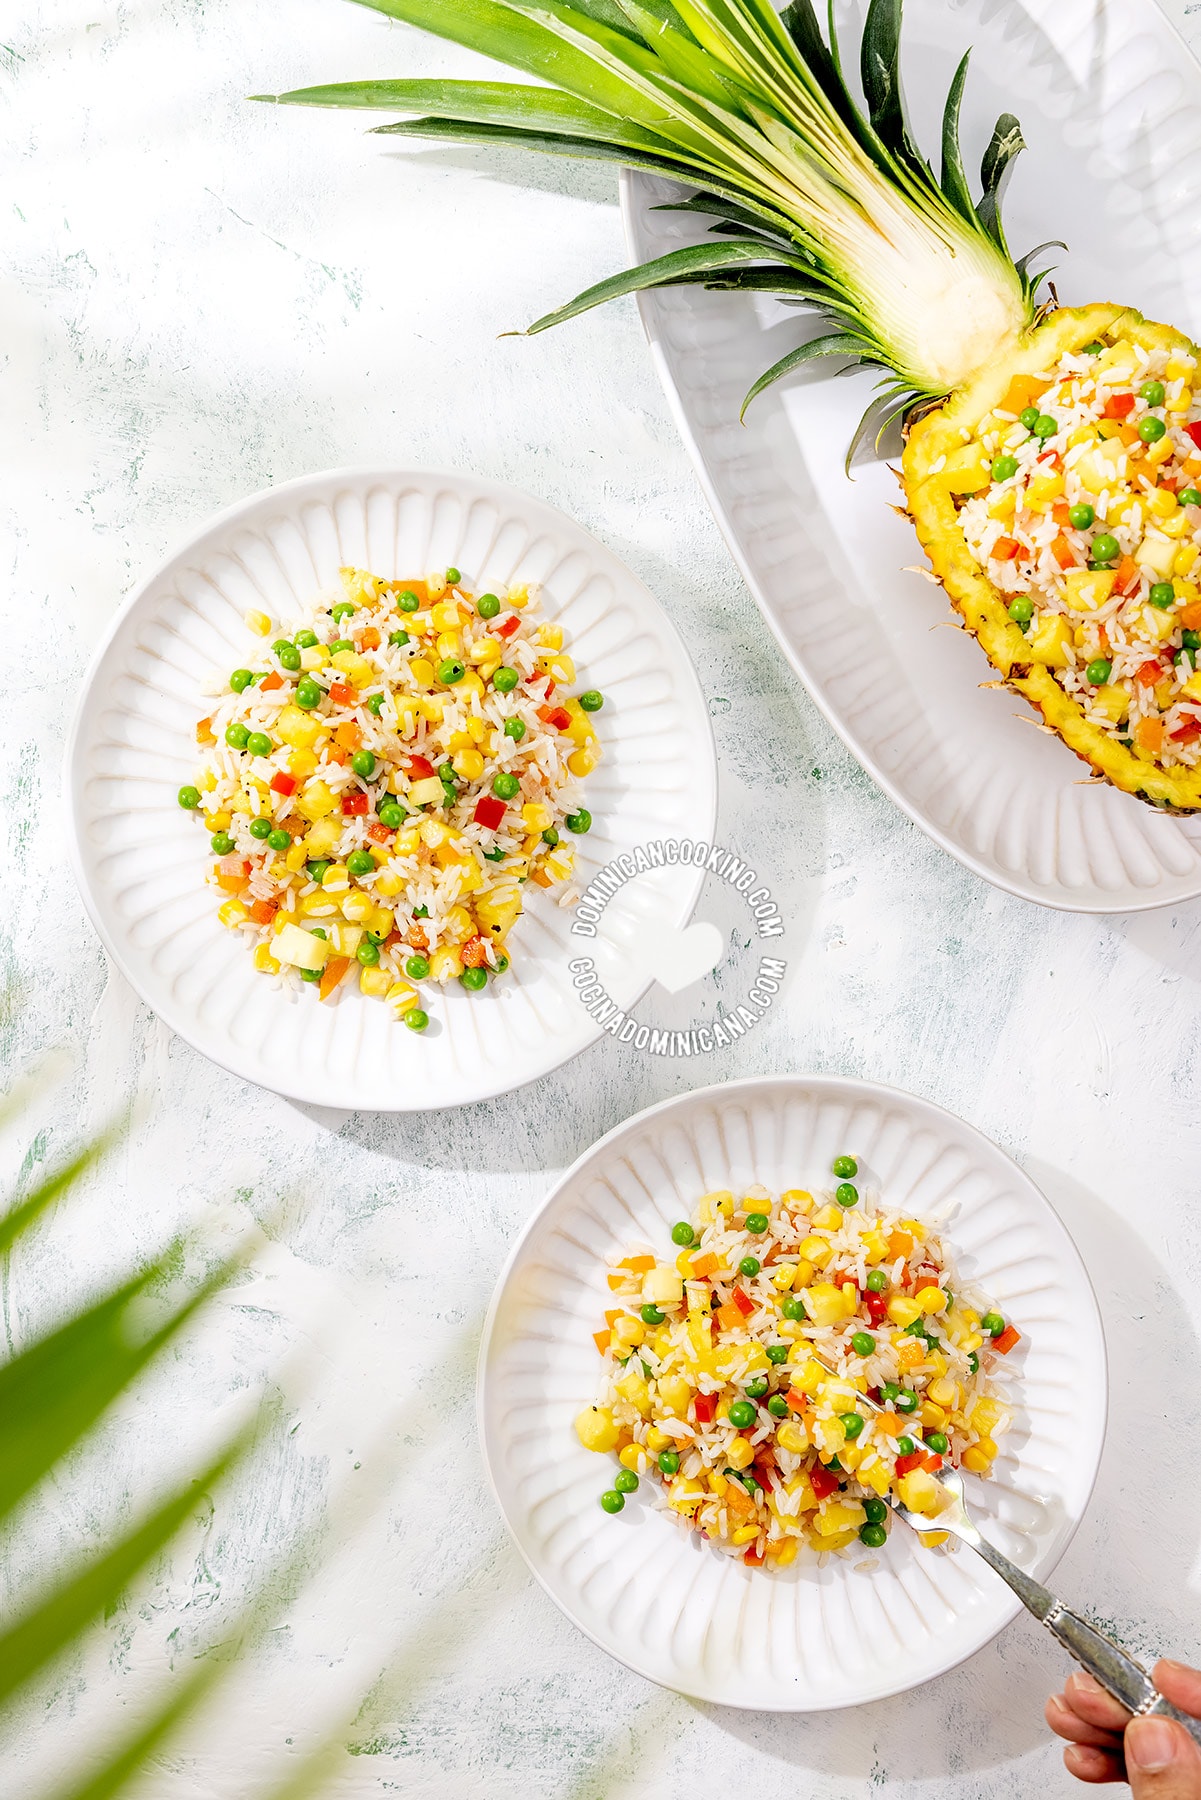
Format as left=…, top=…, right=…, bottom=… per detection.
left=576, top=1156, right=1021, bottom=1566
left=177, top=566, right=603, bottom=1029
left=957, top=336, right=1201, bottom=769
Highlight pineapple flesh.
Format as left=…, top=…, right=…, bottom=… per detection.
left=904, top=307, right=1201, bottom=811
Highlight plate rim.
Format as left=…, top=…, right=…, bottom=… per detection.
left=475, top=1069, right=1109, bottom=1710
left=63, top=464, right=718, bottom=1111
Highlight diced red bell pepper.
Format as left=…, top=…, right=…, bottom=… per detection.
left=1035, top=449, right=1061, bottom=467
left=496, top=614, right=520, bottom=638
left=328, top=682, right=355, bottom=706
left=260, top=671, right=283, bottom=691
left=1185, top=421, right=1201, bottom=453
left=1135, top=660, right=1164, bottom=688
left=693, top=1392, right=717, bottom=1425
left=1103, top=392, right=1136, bottom=420
left=992, top=537, right=1021, bottom=561
left=538, top=705, right=572, bottom=731
left=785, top=1389, right=806, bottom=1414
left=743, top=1545, right=764, bottom=1566
left=407, top=754, right=436, bottom=780
left=543, top=680, right=556, bottom=700
left=865, top=1291, right=889, bottom=1324
left=894, top=1451, right=925, bottom=1477
left=1051, top=535, right=1077, bottom=570
left=269, top=771, right=297, bottom=797
left=993, top=1324, right=1021, bottom=1355
left=809, top=1463, right=839, bottom=1499
left=367, top=821, right=393, bottom=842
left=341, top=791, right=369, bottom=816
left=924, top=1453, right=944, bottom=1474
left=473, top=795, right=506, bottom=830
left=731, top=1286, right=756, bottom=1318
left=1171, top=720, right=1201, bottom=744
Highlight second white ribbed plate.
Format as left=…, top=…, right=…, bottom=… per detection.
left=65, top=469, right=715, bottom=1110
left=479, top=1075, right=1106, bottom=1709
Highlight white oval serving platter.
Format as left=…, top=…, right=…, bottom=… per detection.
left=622, top=0, right=1201, bottom=912
left=65, top=469, right=716, bottom=1110
left=479, top=1074, right=1106, bottom=1710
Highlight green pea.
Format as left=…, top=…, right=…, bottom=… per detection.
left=541, top=827, right=559, bottom=847
left=835, top=1182, right=858, bottom=1208
left=389, top=629, right=410, bottom=648
left=438, top=659, right=465, bottom=685
left=840, top=1412, right=864, bottom=1439
left=249, top=817, right=272, bottom=840
left=229, top=669, right=253, bottom=693
left=968, top=1351, right=980, bottom=1374
left=492, top=773, right=520, bottom=800
left=1085, top=658, right=1113, bottom=685
left=926, top=1432, right=949, bottom=1454
left=1032, top=414, right=1058, bottom=439
left=483, top=847, right=506, bottom=862
left=405, top=955, right=430, bottom=981
left=862, top=1497, right=888, bottom=1525
left=745, top=1377, right=769, bottom=1399
left=744, top=1212, right=768, bottom=1234
left=1081, top=341, right=1104, bottom=354
left=658, top=1450, right=680, bottom=1476
left=267, top=828, right=290, bottom=852
left=366, top=694, right=384, bottom=716
left=331, top=602, right=356, bottom=623
left=246, top=732, right=273, bottom=759
left=1180, top=488, right=1201, bottom=507
left=1068, top=502, right=1094, bottom=530
left=299, top=967, right=321, bottom=983
left=278, top=644, right=301, bottom=672
left=1184, top=630, right=1201, bottom=650
left=177, top=785, right=201, bottom=810
left=1149, top=581, right=1176, bottom=610
left=991, top=454, right=1018, bottom=482
left=348, top=942, right=376, bottom=970
left=1007, top=596, right=1034, bottom=625
left=640, top=1303, right=665, bottom=1325
left=210, top=831, right=234, bottom=854
left=306, top=861, right=330, bottom=885
left=295, top=629, right=318, bottom=650
left=565, top=809, right=592, bottom=834
left=1139, top=415, right=1166, bottom=444
left=377, top=801, right=403, bottom=829
left=781, top=1295, right=806, bottom=1321
left=850, top=1331, right=875, bottom=1356
left=879, top=1381, right=900, bottom=1401
left=477, top=593, right=501, bottom=619
left=445, top=567, right=461, bottom=585
left=832, top=1154, right=857, bottom=1178
left=579, top=690, right=604, bottom=712
left=493, top=668, right=520, bottom=696
left=738, top=1255, right=760, bottom=1277
left=330, top=639, right=354, bottom=655
left=895, top=1389, right=918, bottom=1414
left=351, top=749, right=377, bottom=778
left=347, top=850, right=374, bottom=877
left=859, top=1523, right=888, bottom=1548
left=865, top=1270, right=888, bottom=1293
left=1091, top=533, right=1120, bottom=565
left=225, top=722, right=250, bottom=749
left=295, top=678, right=323, bottom=711
left=765, top=1344, right=788, bottom=1365
left=896, top=1435, right=915, bottom=1457
left=404, top=1008, right=429, bottom=1032
left=1177, top=648, right=1199, bottom=673
left=460, top=966, right=488, bottom=991
left=1140, top=380, right=1166, bottom=407
left=767, top=1395, right=788, bottom=1419
left=398, top=590, right=420, bottom=612
left=1019, top=406, right=1040, bottom=429
left=727, top=1399, right=757, bottom=1429
left=671, top=1221, right=695, bottom=1247
left=599, top=1490, right=624, bottom=1514
left=982, top=1311, right=1006, bottom=1336
left=503, top=718, right=526, bottom=742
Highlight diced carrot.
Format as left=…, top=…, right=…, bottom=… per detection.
left=408, top=926, right=429, bottom=951
left=1103, top=392, right=1135, bottom=420
left=619, top=1254, right=655, bottom=1273
left=1051, top=535, right=1076, bottom=570
left=887, top=1231, right=913, bottom=1260
left=715, top=1302, right=742, bottom=1332
left=593, top=1330, right=610, bottom=1355
left=390, top=578, right=428, bottom=603
left=216, top=871, right=246, bottom=894
left=260, top=671, right=283, bottom=691
left=1118, top=422, right=1140, bottom=447
left=875, top=1411, right=904, bottom=1437
left=785, top=1389, right=807, bottom=1413
left=923, top=1453, right=944, bottom=1473
left=999, top=373, right=1049, bottom=415
left=328, top=682, right=355, bottom=706
left=326, top=744, right=348, bottom=765
left=1135, top=661, right=1164, bottom=689
left=496, top=613, right=520, bottom=638
left=366, top=822, right=392, bottom=843
left=358, top=626, right=381, bottom=649
left=1115, top=555, right=1140, bottom=596
left=732, top=1286, right=756, bottom=1318
left=218, top=854, right=249, bottom=879
left=195, top=717, right=215, bottom=744
left=993, top=538, right=1020, bottom=561
left=318, top=957, right=350, bottom=1001
left=528, top=867, right=554, bottom=889
left=1136, top=717, right=1164, bottom=753
left=604, top=1309, right=621, bottom=1328
left=335, top=721, right=363, bottom=751
left=606, top=1272, right=625, bottom=1291
left=247, top=899, right=277, bottom=926
left=690, top=1251, right=720, bottom=1278
left=461, top=934, right=489, bottom=969
left=1181, top=602, right=1201, bottom=630
left=993, top=1324, right=1021, bottom=1355
left=1051, top=501, right=1072, bottom=527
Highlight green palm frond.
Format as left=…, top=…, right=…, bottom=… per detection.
left=257, top=0, right=1045, bottom=438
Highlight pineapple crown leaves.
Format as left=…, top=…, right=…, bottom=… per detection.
left=257, top=0, right=1048, bottom=431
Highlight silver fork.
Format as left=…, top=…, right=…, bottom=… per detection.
left=814, top=1357, right=1201, bottom=1741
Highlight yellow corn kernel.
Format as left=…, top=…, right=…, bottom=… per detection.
left=1156, top=679, right=1176, bottom=711
left=284, top=844, right=307, bottom=873
left=436, top=631, right=462, bottom=662
left=370, top=906, right=394, bottom=938
left=656, top=1375, right=691, bottom=1415
left=1174, top=542, right=1199, bottom=577
left=918, top=1286, right=947, bottom=1315
left=244, top=609, right=271, bottom=636
left=790, top=1259, right=815, bottom=1290
left=451, top=747, right=485, bottom=782
left=218, top=899, right=249, bottom=929
left=507, top=584, right=530, bottom=609
left=466, top=716, right=488, bottom=744
left=708, top=1469, right=729, bottom=1497
left=771, top=1264, right=797, bottom=1292
left=726, top=1436, right=754, bottom=1470
left=431, top=601, right=463, bottom=631
left=1168, top=387, right=1194, bottom=414
left=521, top=801, right=554, bottom=833
left=645, top=1425, right=672, bottom=1454
left=359, top=965, right=392, bottom=998
left=781, top=1188, right=813, bottom=1215
left=920, top=1400, right=948, bottom=1430
left=1147, top=486, right=1178, bottom=519
left=429, top=945, right=464, bottom=981
left=415, top=696, right=442, bottom=724
left=618, top=1443, right=646, bottom=1474
left=202, top=809, right=230, bottom=833
left=730, top=1524, right=760, bottom=1547
left=565, top=746, right=596, bottom=778
left=770, top=1538, right=799, bottom=1567
left=373, top=868, right=404, bottom=898
left=341, top=890, right=374, bottom=924
left=962, top=1441, right=998, bottom=1474
left=986, top=487, right=1017, bottom=521
left=467, top=636, right=502, bottom=667
left=1146, top=433, right=1175, bottom=467
left=675, top=1249, right=694, bottom=1277
left=447, top=729, right=474, bottom=751
left=408, top=657, right=434, bottom=690
left=536, top=622, right=564, bottom=650
left=252, top=941, right=280, bottom=975
left=298, top=891, right=335, bottom=918
left=289, top=749, right=320, bottom=782
left=459, top=671, right=485, bottom=699
left=322, top=863, right=349, bottom=894
left=385, top=981, right=419, bottom=1015
left=574, top=1406, right=619, bottom=1453
left=300, top=645, right=329, bottom=671
left=887, top=1295, right=923, bottom=1329
left=775, top=1420, right=808, bottom=1456
left=798, top=1234, right=833, bottom=1267
left=927, top=1376, right=958, bottom=1408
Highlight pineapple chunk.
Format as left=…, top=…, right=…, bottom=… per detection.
left=1064, top=570, right=1116, bottom=613
left=1181, top=671, right=1201, bottom=703
left=1024, top=614, right=1072, bottom=667
left=815, top=1500, right=865, bottom=1537
left=1075, top=441, right=1125, bottom=494
left=302, top=816, right=342, bottom=859
left=803, top=1283, right=848, bottom=1328
left=1089, top=684, right=1128, bottom=723
left=641, top=1266, right=684, bottom=1308
left=273, top=923, right=330, bottom=972
left=896, top=1469, right=944, bottom=1515
left=1026, top=469, right=1064, bottom=507
left=1137, top=532, right=1177, bottom=580
left=940, top=443, right=991, bottom=494
left=574, top=1406, right=620, bottom=1453
left=330, top=648, right=374, bottom=687
left=276, top=704, right=323, bottom=752
left=615, top=1369, right=651, bottom=1412
left=296, top=780, right=338, bottom=823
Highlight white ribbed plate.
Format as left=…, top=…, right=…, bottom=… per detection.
left=623, top=0, right=1201, bottom=911
left=65, top=469, right=716, bottom=1110
left=479, top=1075, right=1106, bottom=1709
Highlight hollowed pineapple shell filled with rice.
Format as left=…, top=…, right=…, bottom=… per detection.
left=263, top=0, right=1201, bottom=811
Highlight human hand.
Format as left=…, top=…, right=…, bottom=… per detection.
left=1047, top=1663, right=1201, bottom=1793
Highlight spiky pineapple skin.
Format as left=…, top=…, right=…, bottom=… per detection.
left=904, top=304, right=1201, bottom=812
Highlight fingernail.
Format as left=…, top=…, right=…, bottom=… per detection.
left=1067, top=1671, right=1104, bottom=1696
left=1047, top=1693, right=1070, bottom=1717
left=1127, top=1718, right=1178, bottom=1773
left=1157, top=1660, right=1191, bottom=1677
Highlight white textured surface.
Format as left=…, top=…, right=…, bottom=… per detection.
left=3, top=1, right=1201, bottom=1796
left=66, top=467, right=715, bottom=1108
left=482, top=1077, right=1106, bottom=1710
